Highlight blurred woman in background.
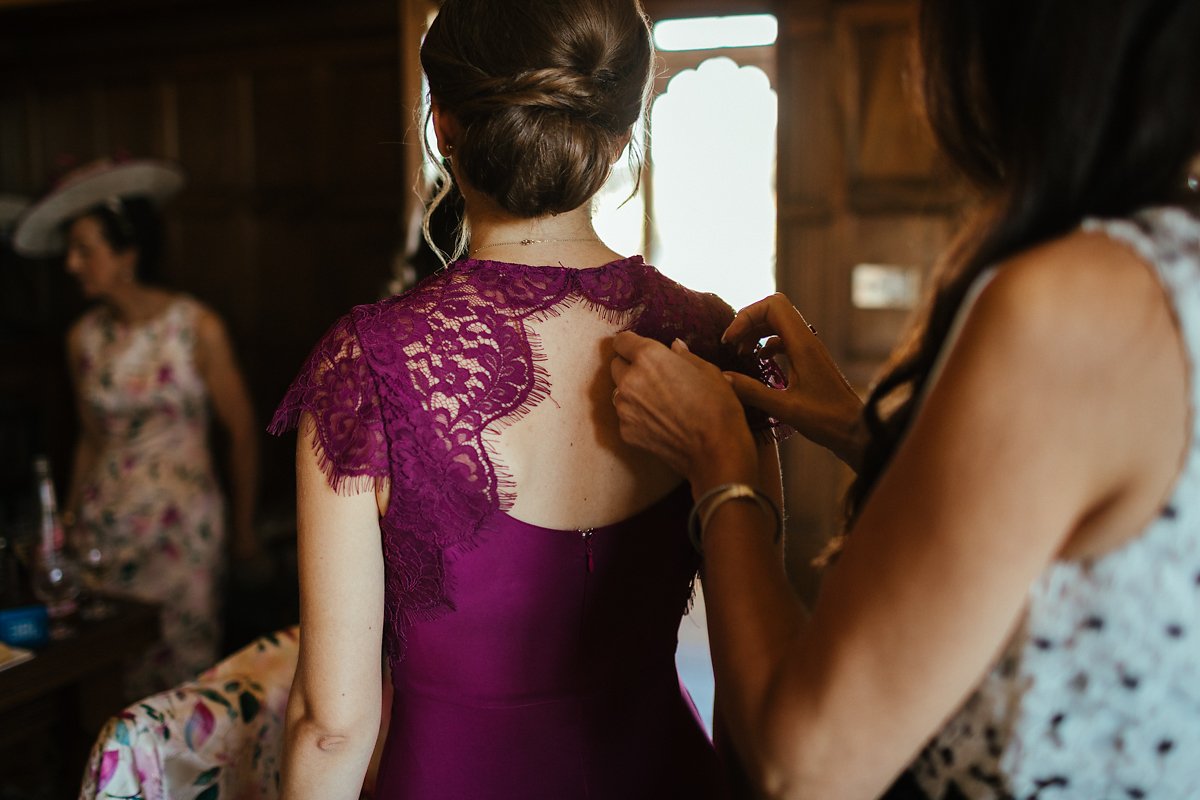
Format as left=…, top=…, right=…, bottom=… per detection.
left=14, top=159, right=260, bottom=697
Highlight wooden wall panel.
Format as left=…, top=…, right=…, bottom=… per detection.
left=34, top=86, right=93, bottom=177
left=175, top=74, right=248, bottom=187
left=99, top=81, right=163, bottom=160
left=172, top=213, right=256, bottom=329
left=774, top=0, right=962, bottom=596
left=777, top=11, right=839, bottom=215
left=852, top=26, right=932, bottom=180
left=254, top=67, right=321, bottom=189
left=328, top=59, right=405, bottom=191
left=843, top=214, right=952, bottom=369
left=837, top=3, right=950, bottom=212
left=0, top=92, right=27, bottom=190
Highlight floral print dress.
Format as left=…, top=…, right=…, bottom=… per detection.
left=72, top=296, right=225, bottom=698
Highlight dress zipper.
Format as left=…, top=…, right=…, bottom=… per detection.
left=581, top=528, right=595, bottom=573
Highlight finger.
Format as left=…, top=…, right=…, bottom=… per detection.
left=723, top=294, right=785, bottom=343
left=724, top=293, right=812, bottom=349
left=610, top=353, right=630, bottom=385
left=612, top=330, right=661, bottom=362
left=670, top=337, right=720, bottom=371
left=725, top=370, right=789, bottom=418
left=758, top=336, right=785, bottom=359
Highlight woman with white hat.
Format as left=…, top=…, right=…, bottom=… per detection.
left=14, top=158, right=260, bottom=697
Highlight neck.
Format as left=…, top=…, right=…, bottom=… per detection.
left=103, top=282, right=169, bottom=325
left=462, top=193, right=616, bottom=263
left=469, top=207, right=599, bottom=249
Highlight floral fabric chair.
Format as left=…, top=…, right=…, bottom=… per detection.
left=78, top=626, right=299, bottom=800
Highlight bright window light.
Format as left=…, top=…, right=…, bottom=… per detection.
left=653, top=14, right=778, bottom=52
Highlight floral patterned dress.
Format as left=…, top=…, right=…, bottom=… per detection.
left=72, top=296, right=225, bottom=698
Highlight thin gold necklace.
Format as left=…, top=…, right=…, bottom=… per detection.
left=470, top=236, right=601, bottom=256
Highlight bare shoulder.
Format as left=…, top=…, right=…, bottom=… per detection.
left=968, top=228, right=1176, bottom=370
left=922, top=227, right=1187, bottom=557
left=65, top=307, right=104, bottom=358
left=184, top=296, right=224, bottom=332
left=185, top=298, right=234, bottom=352
left=66, top=314, right=88, bottom=350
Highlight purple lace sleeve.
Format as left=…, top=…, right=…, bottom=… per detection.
left=268, top=312, right=390, bottom=493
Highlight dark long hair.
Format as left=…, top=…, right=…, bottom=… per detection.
left=846, top=0, right=1200, bottom=521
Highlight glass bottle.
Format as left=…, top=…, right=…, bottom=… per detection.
left=30, top=456, right=79, bottom=638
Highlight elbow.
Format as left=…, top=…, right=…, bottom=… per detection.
left=750, top=718, right=820, bottom=800
left=285, top=693, right=381, bottom=763
left=287, top=714, right=378, bottom=756
left=752, top=737, right=842, bottom=800
left=739, top=677, right=841, bottom=800
left=749, top=712, right=885, bottom=800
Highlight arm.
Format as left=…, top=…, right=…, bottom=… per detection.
left=194, top=305, right=261, bottom=560
left=711, top=438, right=783, bottom=800
left=64, top=323, right=101, bottom=521
left=612, top=233, right=1188, bottom=798
left=281, top=415, right=385, bottom=799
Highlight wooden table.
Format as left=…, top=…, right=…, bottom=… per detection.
left=0, top=596, right=161, bottom=800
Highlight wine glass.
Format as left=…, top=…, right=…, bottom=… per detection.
left=72, top=527, right=116, bottom=621
left=30, top=548, right=81, bottom=640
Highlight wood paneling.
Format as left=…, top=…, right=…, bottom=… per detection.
left=98, top=81, right=164, bottom=160
left=775, top=0, right=961, bottom=598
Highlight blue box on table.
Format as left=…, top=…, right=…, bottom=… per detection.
left=0, top=604, right=49, bottom=648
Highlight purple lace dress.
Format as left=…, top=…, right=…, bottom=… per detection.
left=271, top=255, right=780, bottom=799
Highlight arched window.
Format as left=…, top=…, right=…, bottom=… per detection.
left=594, top=14, right=778, bottom=313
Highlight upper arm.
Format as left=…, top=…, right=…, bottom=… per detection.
left=194, top=305, right=256, bottom=435
left=770, top=232, right=1189, bottom=795
left=291, top=412, right=386, bottom=730
left=65, top=321, right=103, bottom=448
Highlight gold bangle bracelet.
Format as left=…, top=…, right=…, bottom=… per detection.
left=687, top=483, right=781, bottom=554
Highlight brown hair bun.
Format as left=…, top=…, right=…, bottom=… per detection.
left=421, top=0, right=653, bottom=219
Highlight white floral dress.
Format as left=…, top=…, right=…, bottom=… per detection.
left=72, top=296, right=225, bottom=698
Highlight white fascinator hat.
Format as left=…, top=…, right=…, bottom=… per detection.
left=12, top=158, right=185, bottom=257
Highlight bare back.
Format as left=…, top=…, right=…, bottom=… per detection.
left=493, top=299, right=682, bottom=529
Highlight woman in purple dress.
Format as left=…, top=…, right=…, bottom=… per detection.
left=271, top=1, right=783, bottom=797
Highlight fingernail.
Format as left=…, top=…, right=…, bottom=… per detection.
left=721, top=372, right=735, bottom=383
left=672, top=338, right=690, bottom=352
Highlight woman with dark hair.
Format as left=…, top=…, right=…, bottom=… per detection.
left=271, top=0, right=782, bottom=797
left=611, top=1, right=1200, bottom=797
left=13, top=159, right=261, bottom=698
